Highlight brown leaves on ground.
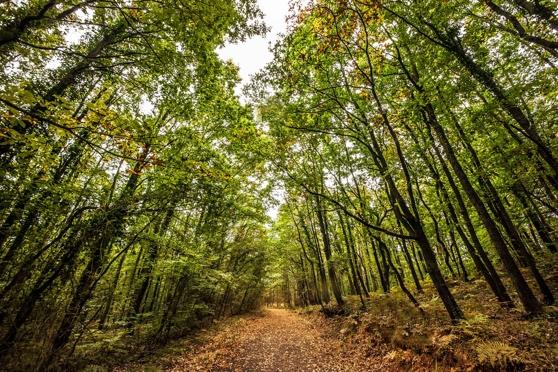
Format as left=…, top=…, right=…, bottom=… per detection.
left=312, top=275, right=558, bottom=371
left=165, top=308, right=364, bottom=371
left=114, top=266, right=558, bottom=372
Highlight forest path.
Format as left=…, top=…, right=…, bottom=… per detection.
left=166, top=308, right=358, bottom=371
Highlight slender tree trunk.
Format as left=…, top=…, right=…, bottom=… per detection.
left=0, top=22, right=125, bottom=159
left=0, top=0, right=58, bottom=46
left=315, top=195, right=344, bottom=306
left=41, top=147, right=149, bottom=367
left=377, top=237, right=424, bottom=314
left=450, top=114, right=554, bottom=304
left=98, top=252, right=126, bottom=330
left=423, top=104, right=542, bottom=314
left=132, top=205, right=176, bottom=320
left=437, top=30, right=558, bottom=188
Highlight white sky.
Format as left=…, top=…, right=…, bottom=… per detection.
left=218, top=1, right=290, bottom=87
left=217, top=1, right=290, bottom=221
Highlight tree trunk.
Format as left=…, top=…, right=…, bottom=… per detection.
left=315, top=195, right=344, bottom=306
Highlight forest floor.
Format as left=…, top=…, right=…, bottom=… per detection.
left=82, top=264, right=558, bottom=371
left=110, top=289, right=558, bottom=371
left=112, top=308, right=366, bottom=371
left=158, top=308, right=363, bottom=371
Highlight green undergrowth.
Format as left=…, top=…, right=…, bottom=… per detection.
left=64, top=312, right=266, bottom=371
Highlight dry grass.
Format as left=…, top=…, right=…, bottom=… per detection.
left=301, top=261, right=558, bottom=371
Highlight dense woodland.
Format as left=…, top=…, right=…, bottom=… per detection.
left=0, top=0, right=557, bottom=370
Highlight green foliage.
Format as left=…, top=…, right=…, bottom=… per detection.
left=256, top=0, right=557, bottom=324
left=0, top=0, right=557, bottom=369
left=0, top=1, right=273, bottom=370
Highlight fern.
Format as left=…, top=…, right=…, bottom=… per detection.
left=475, top=341, right=523, bottom=369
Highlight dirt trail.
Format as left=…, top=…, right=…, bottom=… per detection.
left=167, top=308, right=358, bottom=371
